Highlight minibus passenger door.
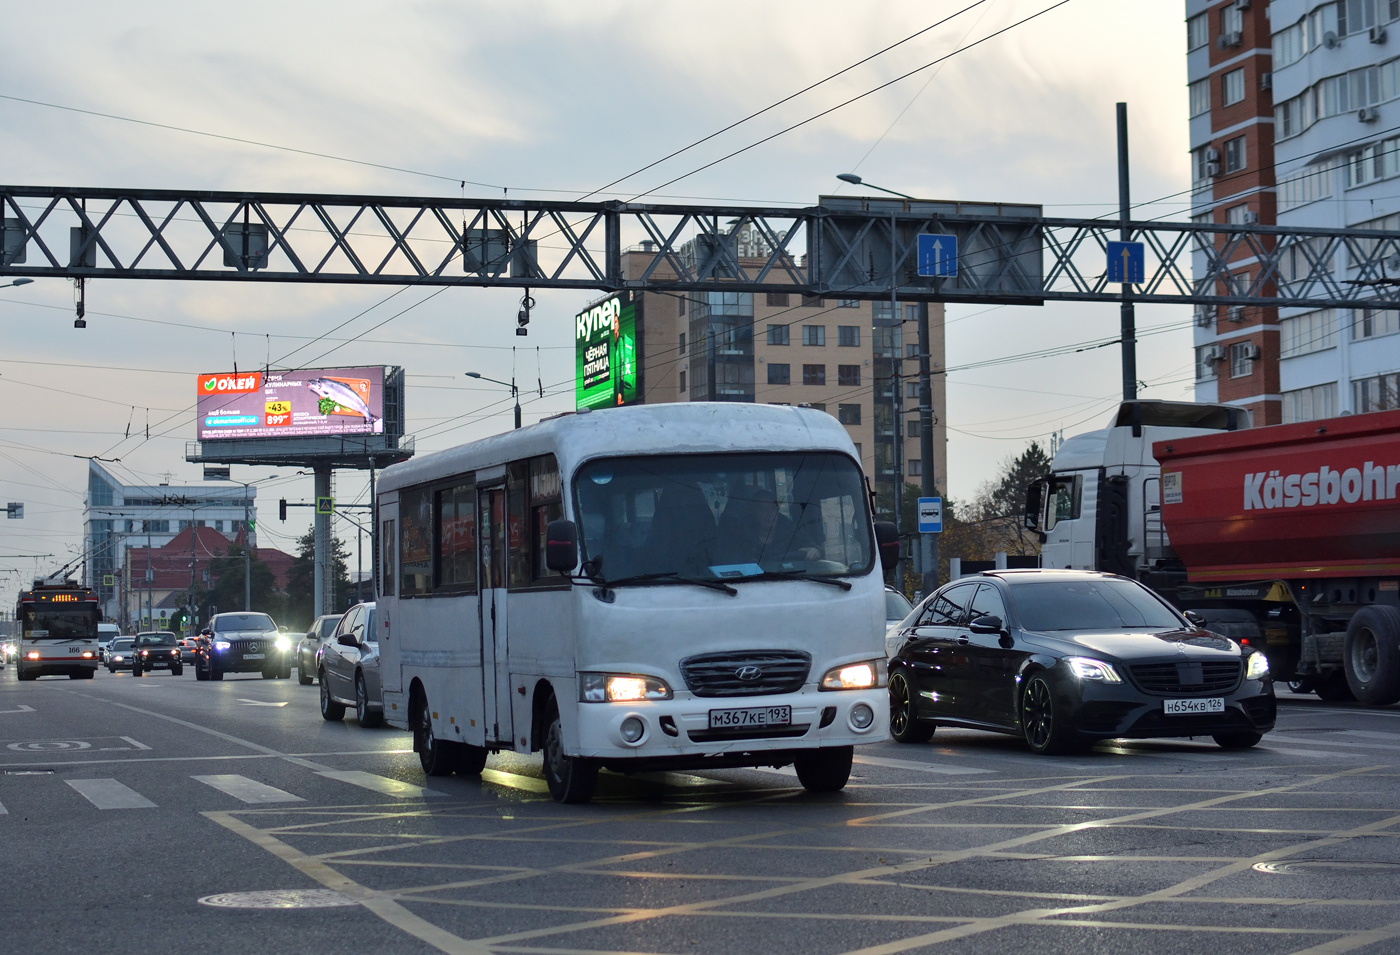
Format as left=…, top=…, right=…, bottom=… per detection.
left=479, top=486, right=511, bottom=745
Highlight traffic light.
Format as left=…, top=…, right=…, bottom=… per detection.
left=279, top=499, right=287, bottom=522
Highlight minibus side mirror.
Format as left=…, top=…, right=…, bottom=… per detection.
left=545, top=519, right=579, bottom=574
left=873, top=521, right=899, bottom=575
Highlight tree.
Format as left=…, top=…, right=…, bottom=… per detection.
left=208, top=544, right=283, bottom=620
left=285, top=527, right=353, bottom=628
left=969, top=442, right=1053, bottom=556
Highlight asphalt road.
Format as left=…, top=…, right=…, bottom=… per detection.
left=2, top=666, right=1398, bottom=955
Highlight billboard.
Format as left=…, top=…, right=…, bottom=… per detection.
left=575, top=291, right=638, bottom=410
left=196, top=366, right=386, bottom=441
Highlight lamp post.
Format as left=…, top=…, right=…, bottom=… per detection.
left=0, top=279, right=34, bottom=290
left=466, top=372, right=521, bottom=429
left=233, top=475, right=279, bottom=611
left=835, top=175, right=939, bottom=595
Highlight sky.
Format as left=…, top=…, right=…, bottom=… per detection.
left=0, top=0, right=1195, bottom=607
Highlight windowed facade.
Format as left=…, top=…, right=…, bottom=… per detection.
left=802, top=325, right=826, bottom=346
left=1354, top=371, right=1400, bottom=412
left=679, top=370, right=686, bottom=393
left=767, top=324, right=790, bottom=345
left=1189, top=78, right=1210, bottom=117
left=837, top=299, right=859, bottom=308
left=837, top=403, right=861, bottom=425
left=802, top=364, right=826, bottom=386
left=801, top=294, right=823, bottom=307
left=837, top=325, right=860, bottom=347
left=1224, top=136, right=1247, bottom=173
left=1281, top=309, right=1337, bottom=357
left=678, top=332, right=686, bottom=356
left=767, top=362, right=790, bottom=385
left=1355, top=307, right=1400, bottom=340
left=837, top=364, right=860, bottom=386
left=766, top=292, right=789, bottom=307
left=1282, top=383, right=1339, bottom=423
left=1195, top=344, right=1219, bottom=381
left=1230, top=341, right=1256, bottom=378
left=1222, top=69, right=1245, bottom=107
left=689, top=291, right=755, bottom=402
left=1187, top=11, right=1209, bottom=50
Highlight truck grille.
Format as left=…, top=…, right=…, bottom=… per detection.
left=1129, top=660, right=1241, bottom=694
left=680, top=651, right=811, bottom=697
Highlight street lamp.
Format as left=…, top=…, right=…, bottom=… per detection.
left=0, top=278, right=34, bottom=290
left=835, top=173, right=915, bottom=200
left=466, top=372, right=521, bottom=429
left=233, top=475, right=279, bottom=611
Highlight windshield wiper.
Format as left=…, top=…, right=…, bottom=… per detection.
left=728, top=569, right=852, bottom=591
left=592, top=571, right=738, bottom=597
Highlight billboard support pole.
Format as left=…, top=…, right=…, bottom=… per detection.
left=369, top=459, right=377, bottom=602
left=314, top=467, right=331, bottom=616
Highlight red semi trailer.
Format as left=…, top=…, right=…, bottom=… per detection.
left=1156, top=410, right=1400, bottom=706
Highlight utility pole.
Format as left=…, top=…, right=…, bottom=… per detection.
left=243, top=489, right=252, bottom=612
left=1117, top=102, right=1137, bottom=403
left=314, top=467, right=331, bottom=616
left=917, top=301, right=939, bottom=596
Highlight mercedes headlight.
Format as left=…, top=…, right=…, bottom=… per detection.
left=1245, top=652, right=1270, bottom=680
left=819, top=658, right=887, bottom=690
left=1065, top=657, right=1123, bottom=683
left=579, top=673, right=672, bottom=702
left=214, top=640, right=232, bottom=651
left=274, top=637, right=291, bottom=652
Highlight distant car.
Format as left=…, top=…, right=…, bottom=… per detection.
left=177, top=637, right=200, bottom=664
left=97, top=623, right=120, bottom=659
left=886, top=570, right=1277, bottom=754
left=106, top=637, right=137, bottom=672
left=131, top=631, right=183, bottom=677
left=195, top=612, right=292, bottom=682
left=318, top=602, right=382, bottom=727
left=884, top=587, right=915, bottom=658
left=296, top=614, right=342, bottom=686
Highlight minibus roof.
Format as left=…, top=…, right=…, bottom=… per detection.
left=378, top=402, right=858, bottom=494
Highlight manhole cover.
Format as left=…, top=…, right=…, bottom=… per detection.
left=1254, top=861, right=1400, bottom=875
left=6, top=740, right=91, bottom=752
left=198, top=889, right=358, bottom=909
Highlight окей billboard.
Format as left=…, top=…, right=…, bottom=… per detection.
left=196, top=367, right=386, bottom=440
left=575, top=292, right=638, bottom=410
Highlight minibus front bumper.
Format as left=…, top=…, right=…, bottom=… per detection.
left=572, top=687, right=889, bottom=764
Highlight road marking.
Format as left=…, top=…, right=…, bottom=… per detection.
left=480, top=768, right=549, bottom=793
left=66, top=778, right=156, bottom=809
left=237, top=699, right=289, bottom=707
left=0, top=799, right=6, bottom=814
left=0, top=705, right=35, bottom=714
left=317, top=770, right=446, bottom=799
left=1263, top=746, right=1369, bottom=760
left=193, top=774, right=304, bottom=804
left=855, top=754, right=996, bottom=776
left=119, top=736, right=152, bottom=750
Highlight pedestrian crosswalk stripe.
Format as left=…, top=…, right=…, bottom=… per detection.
left=67, top=778, right=156, bottom=809
left=316, top=769, right=446, bottom=799
left=193, top=774, right=304, bottom=804
left=854, top=755, right=997, bottom=776
left=0, top=799, right=7, bottom=815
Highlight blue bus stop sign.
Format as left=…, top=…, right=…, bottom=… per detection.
left=917, top=497, right=943, bottom=534
left=1106, top=241, right=1145, bottom=284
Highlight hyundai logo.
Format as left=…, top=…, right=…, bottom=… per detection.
left=735, top=665, right=763, bottom=681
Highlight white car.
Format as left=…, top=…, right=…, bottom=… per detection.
left=884, top=587, right=915, bottom=659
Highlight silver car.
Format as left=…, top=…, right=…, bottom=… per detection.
left=296, top=614, right=341, bottom=685
left=318, top=602, right=382, bottom=727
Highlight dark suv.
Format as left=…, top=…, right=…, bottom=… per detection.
left=195, top=612, right=291, bottom=681
left=131, top=631, right=183, bottom=677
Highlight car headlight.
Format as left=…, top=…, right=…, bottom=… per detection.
left=26, top=651, right=40, bottom=660
left=819, top=658, right=887, bottom=690
left=214, top=641, right=232, bottom=651
left=113, top=655, right=123, bottom=661
left=81, top=651, right=93, bottom=659
left=1065, top=657, right=1123, bottom=683
left=1245, top=652, right=1270, bottom=680
left=579, top=673, right=672, bottom=702
left=274, top=637, right=291, bottom=652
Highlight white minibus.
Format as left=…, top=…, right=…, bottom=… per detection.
left=375, top=402, right=897, bottom=802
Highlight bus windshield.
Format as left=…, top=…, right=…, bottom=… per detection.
left=22, top=608, right=99, bottom=640
left=574, top=452, right=873, bottom=581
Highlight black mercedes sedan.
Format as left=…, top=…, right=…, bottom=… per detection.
left=194, top=612, right=292, bottom=681
left=886, top=570, right=1276, bottom=754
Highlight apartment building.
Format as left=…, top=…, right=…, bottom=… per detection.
left=579, top=238, right=948, bottom=522
left=1189, top=0, right=1400, bottom=423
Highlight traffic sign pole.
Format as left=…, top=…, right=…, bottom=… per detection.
left=1117, top=101, right=1137, bottom=403
left=917, top=302, right=939, bottom=598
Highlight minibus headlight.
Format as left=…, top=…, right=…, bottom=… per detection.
left=1246, top=652, right=1270, bottom=680
left=819, top=658, right=886, bottom=690
left=25, top=651, right=39, bottom=660
left=580, top=673, right=673, bottom=703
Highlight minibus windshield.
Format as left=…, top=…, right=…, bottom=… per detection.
left=574, top=452, right=872, bottom=582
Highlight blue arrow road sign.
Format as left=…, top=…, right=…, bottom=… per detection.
left=917, top=497, right=943, bottom=534
left=1106, top=241, right=1145, bottom=284
left=917, top=234, right=958, bottom=277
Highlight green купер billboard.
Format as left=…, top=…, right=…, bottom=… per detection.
left=575, top=291, right=638, bottom=410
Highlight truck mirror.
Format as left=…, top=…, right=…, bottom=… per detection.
left=873, top=521, right=900, bottom=575
left=1024, top=482, right=1044, bottom=531
left=545, top=519, right=579, bottom=574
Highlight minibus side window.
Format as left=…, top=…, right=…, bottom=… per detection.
left=380, top=519, right=395, bottom=597
left=435, top=482, right=477, bottom=593
left=400, top=487, right=433, bottom=596
left=507, top=462, right=530, bottom=587
left=529, top=455, right=563, bottom=580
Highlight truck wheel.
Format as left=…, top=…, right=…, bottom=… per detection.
left=794, top=746, right=854, bottom=793
left=1315, top=672, right=1355, bottom=703
left=1345, top=605, right=1400, bottom=706
left=320, top=673, right=346, bottom=721
left=542, top=699, right=597, bottom=803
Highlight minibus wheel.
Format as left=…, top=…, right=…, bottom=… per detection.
left=415, top=692, right=454, bottom=776
left=542, top=700, right=597, bottom=804
left=794, top=746, right=853, bottom=793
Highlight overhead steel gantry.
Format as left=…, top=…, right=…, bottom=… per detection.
left=2, top=184, right=1399, bottom=310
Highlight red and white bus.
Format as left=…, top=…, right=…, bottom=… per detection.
left=16, top=581, right=101, bottom=680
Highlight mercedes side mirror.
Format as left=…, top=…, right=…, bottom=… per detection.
left=968, top=614, right=1003, bottom=635
left=873, top=521, right=900, bottom=575
left=545, top=519, right=579, bottom=573
left=1183, top=610, right=1207, bottom=629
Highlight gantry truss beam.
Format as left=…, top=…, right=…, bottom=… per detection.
left=2, top=184, right=1398, bottom=310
